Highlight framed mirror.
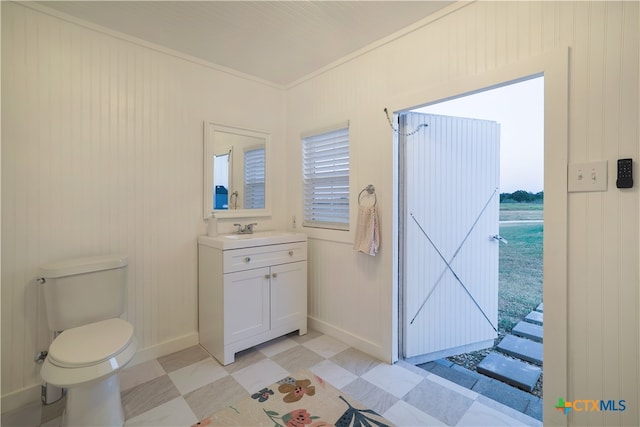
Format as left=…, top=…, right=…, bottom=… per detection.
left=204, top=122, right=271, bottom=219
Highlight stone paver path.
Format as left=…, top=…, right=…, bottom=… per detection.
left=476, top=303, right=543, bottom=392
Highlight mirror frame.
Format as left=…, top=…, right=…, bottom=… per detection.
left=204, top=121, right=271, bottom=219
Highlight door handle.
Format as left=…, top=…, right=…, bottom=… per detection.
left=491, top=234, right=508, bottom=244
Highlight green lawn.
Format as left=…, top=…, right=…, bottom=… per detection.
left=499, top=203, right=544, bottom=222
left=498, top=207, right=543, bottom=333
left=499, top=202, right=543, bottom=211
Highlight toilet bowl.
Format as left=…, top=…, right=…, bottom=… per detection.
left=41, top=318, right=137, bottom=426
left=38, top=254, right=135, bottom=427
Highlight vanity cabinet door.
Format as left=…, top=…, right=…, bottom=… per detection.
left=224, top=267, right=270, bottom=344
left=270, top=261, right=307, bottom=332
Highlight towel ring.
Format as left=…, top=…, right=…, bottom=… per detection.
left=358, top=185, right=377, bottom=207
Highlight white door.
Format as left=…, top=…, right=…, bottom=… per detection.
left=402, top=112, right=500, bottom=360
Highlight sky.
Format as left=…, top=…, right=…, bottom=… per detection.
left=413, top=76, right=544, bottom=194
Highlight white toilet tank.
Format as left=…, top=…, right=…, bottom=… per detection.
left=39, top=254, right=128, bottom=331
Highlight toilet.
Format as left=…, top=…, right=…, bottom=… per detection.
left=38, top=254, right=137, bottom=427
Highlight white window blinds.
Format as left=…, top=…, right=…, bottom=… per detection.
left=244, top=147, right=265, bottom=209
left=302, top=125, right=350, bottom=230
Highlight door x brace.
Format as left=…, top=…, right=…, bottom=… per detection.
left=409, top=188, right=499, bottom=332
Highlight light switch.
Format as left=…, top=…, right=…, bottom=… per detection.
left=568, top=161, right=608, bottom=192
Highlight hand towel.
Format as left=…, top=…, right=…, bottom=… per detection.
left=353, top=204, right=380, bottom=256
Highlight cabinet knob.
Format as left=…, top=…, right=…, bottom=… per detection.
left=288, top=251, right=294, bottom=256
left=244, top=257, right=251, bottom=263
left=264, top=274, right=270, bottom=279
left=272, top=273, right=278, bottom=278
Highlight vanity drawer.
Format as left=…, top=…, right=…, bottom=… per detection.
left=223, top=242, right=307, bottom=273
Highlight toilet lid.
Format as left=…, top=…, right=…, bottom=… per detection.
left=48, top=318, right=134, bottom=368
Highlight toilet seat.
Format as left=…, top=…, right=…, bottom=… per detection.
left=48, top=318, right=134, bottom=368
left=41, top=319, right=137, bottom=388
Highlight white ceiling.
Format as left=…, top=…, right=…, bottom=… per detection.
left=36, top=1, right=454, bottom=87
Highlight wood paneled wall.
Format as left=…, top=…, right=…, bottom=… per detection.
left=2, top=1, right=285, bottom=408
left=286, top=2, right=638, bottom=425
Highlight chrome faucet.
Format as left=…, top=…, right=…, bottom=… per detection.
left=233, top=223, right=258, bottom=234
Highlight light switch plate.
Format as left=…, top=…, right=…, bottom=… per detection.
left=568, top=161, right=608, bottom=192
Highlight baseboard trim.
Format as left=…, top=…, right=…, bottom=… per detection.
left=1, top=332, right=200, bottom=414
left=128, top=332, right=200, bottom=367
left=307, top=316, right=388, bottom=363
left=0, top=384, right=42, bottom=415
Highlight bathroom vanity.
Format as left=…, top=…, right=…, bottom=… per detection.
left=198, top=231, right=307, bottom=365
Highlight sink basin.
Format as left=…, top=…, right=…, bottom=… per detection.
left=198, top=231, right=306, bottom=250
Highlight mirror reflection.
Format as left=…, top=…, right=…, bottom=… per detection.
left=204, top=122, right=269, bottom=218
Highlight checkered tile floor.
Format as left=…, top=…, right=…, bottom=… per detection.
left=3, top=330, right=541, bottom=426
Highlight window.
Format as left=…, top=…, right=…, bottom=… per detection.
left=302, top=124, right=350, bottom=230
left=244, top=147, right=265, bottom=209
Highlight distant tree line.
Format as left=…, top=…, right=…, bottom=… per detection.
left=500, top=190, right=544, bottom=203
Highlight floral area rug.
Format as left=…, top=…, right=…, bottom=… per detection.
left=191, top=369, right=394, bottom=427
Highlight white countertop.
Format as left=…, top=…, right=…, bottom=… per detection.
left=198, top=231, right=307, bottom=250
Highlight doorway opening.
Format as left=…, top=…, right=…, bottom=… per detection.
left=398, top=76, right=544, bottom=418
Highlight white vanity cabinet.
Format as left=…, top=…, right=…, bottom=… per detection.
left=198, top=232, right=307, bottom=365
